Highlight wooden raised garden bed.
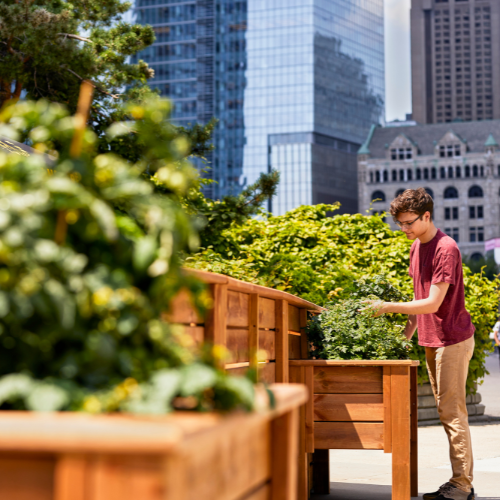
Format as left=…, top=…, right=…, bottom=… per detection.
left=289, top=359, right=420, bottom=500
left=0, top=384, right=307, bottom=500
left=167, top=269, right=323, bottom=383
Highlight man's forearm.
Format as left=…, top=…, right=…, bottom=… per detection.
left=381, top=298, right=440, bottom=315
left=404, top=315, right=417, bottom=340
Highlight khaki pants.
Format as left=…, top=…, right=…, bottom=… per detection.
left=426, top=335, right=475, bottom=493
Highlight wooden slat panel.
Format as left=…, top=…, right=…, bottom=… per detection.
left=0, top=454, right=54, bottom=500
left=226, top=329, right=276, bottom=363
left=179, top=326, right=204, bottom=347
left=314, top=422, right=384, bottom=450
left=54, top=454, right=86, bottom=500
left=227, top=290, right=249, bottom=328
left=391, top=366, right=411, bottom=500
left=383, top=366, right=392, bottom=453
left=180, top=416, right=271, bottom=500
left=275, top=300, right=289, bottom=383
left=313, top=394, right=384, bottom=422
left=288, top=305, right=300, bottom=332
left=164, top=289, right=203, bottom=325
left=288, top=335, right=302, bottom=360
left=314, top=367, right=383, bottom=394
left=259, top=298, right=275, bottom=329
left=205, top=284, right=227, bottom=347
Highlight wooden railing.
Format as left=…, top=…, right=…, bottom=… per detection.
left=165, top=269, right=323, bottom=383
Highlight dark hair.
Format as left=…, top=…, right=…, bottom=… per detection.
left=390, top=187, right=434, bottom=221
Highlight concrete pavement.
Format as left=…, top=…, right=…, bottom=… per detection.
left=311, top=351, right=500, bottom=500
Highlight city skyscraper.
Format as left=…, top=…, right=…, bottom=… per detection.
left=132, top=0, right=385, bottom=212
left=411, top=0, right=499, bottom=124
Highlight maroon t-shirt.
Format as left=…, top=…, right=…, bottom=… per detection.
left=409, top=229, right=474, bottom=347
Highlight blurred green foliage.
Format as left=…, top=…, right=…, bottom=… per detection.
left=463, top=253, right=499, bottom=281
left=0, top=98, right=256, bottom=413
left=186, top=204, right=500, bottom=393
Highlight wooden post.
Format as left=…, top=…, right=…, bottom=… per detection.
left=305, top=366, right=314, bottom=453
left=300, top=309, right=309, bottom=359
left=275, top=299, right=289, bottom=383
left=248, top=293, right=260, bottom=381
left=205, top=284, right=227, bottom=366
left=271, top=407, right=299, bottom=500
left=290, top=366, right=309, bottom=499
left=391, top=366, right=411, bottom=500
left=410, top=366, right=418, bottom=498
left=312, top=449, right=330, bottom=495
left=54, top=454, right=87, bottom=500
left=383, top=366, right=392, bottom=454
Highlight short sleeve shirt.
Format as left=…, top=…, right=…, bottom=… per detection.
left=409, top=229, right=474, bottom=347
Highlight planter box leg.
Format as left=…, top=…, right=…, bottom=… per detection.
left=312, top=449, right=330, bottom=495
left=271, top=408, right=299, bottom=500
left=410, top=366, right=418, bottom=498
left=391, top=366, right=411, bottom=500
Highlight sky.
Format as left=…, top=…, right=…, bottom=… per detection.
left=384, top=0, right=412, bottom=122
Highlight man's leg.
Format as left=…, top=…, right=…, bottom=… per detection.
left=433, top=336, right=475, bottom=494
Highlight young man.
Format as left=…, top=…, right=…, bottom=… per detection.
left=364, top=188, right=475, bottom=500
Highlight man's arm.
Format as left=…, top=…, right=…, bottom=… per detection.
left=404, top=315, right=418, bottom=340
left=364, top=282, right=450, bottom=316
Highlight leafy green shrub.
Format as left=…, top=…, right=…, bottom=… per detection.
left=186, top=204, right=500, bottom=393
left=0, top=98, right=256, bottom=413
left=307, top=276, right=412, bottom=360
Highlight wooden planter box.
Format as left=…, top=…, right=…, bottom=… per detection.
left=289, top=360, right=420, bottom=500
left=0, top=384, right=306, bottom=500
left=167, top=269, right=323, bottom=383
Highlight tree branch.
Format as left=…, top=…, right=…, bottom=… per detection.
left=57, top=33, right=93, bottom=44
left=62, top=66, right=119, bottom=99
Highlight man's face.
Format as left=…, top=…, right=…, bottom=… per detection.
left=395, top=211, right=431, bottom=240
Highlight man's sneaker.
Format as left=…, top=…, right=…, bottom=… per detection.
left=429, top=482, right=475, bottom=500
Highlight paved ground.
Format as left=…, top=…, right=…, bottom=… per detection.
left=311, top=351, right=500, bottom=500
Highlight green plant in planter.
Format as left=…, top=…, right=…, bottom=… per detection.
left=0, top=97, right=256, bottom=414
left=307, top=275, right=412, bottom=360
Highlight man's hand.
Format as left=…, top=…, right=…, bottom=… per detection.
left=359, top=299, right=388, bottom=317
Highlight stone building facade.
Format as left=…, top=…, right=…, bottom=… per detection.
left=411, top=0, right=500, bottom=124
left=357, top=120, right=500, bottom=259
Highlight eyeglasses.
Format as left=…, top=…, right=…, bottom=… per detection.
left=394, top=214, right=421, bottom=229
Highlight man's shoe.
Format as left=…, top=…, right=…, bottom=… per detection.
left=431, top=483, right=475, bottom=500
left=423, top=483, right=452, bottom=500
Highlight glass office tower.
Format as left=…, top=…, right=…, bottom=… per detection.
left=132, top=0, right=384, bottom=211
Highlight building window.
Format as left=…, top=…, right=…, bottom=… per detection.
left=416, top=168, right=422, bottom=180
left=424, top=168, right=429, bottom=180
left=440, top=167, right=446, bottom=179
left=465, top=165, right=470, bottom=177
left=448, top=166, right=454, bottom=178
left=480, top=166, right=484, bottom=176
left=445, top=227, right=460, bottom=242
left=383, top=170, right=389, bottom=182
left=468, top=185, right=483, bottom=197
left=446, top=207, right=459, bottom=220
left=396, top=188, right=405, bottom=197
left=392, top=170, right=397, bottom=182
left=470, top=205, right=484, bottom=219
left=469, top=227, right=484, bottom=242
left=407, top=169, right=413, bottom=181
left=369, top=172, right=374, bottom=183
left=391, top=148, right=412, bottom=160
left=445, top=208, right=451, bottom=220
left=497, top=165, right=500, bottom=177
left=472, top=165, right=478, bottom=176
left=371, top=190, right=386, bottom=202
left=399, top=169, right=405, bottom=181
left=456, top=166, right=461, bottom=177
left=444, top=186, right=459, bottom=199
left=424, top=187, right=434, bottom=198
left=376, top=171, right=380, bottom=182
left=431, top=167, right=437, bottom=179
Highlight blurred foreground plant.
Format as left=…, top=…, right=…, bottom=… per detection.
left=0, top=97, right=255, bottom=413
